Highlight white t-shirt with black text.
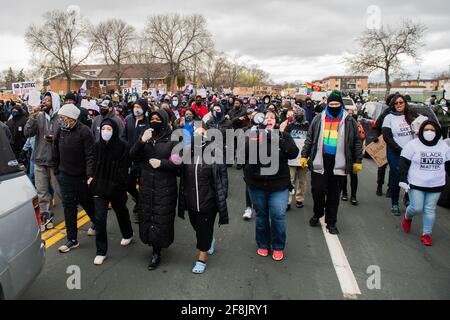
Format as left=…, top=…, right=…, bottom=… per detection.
left=401, top=139, right=450, bottom=188
left=382, top=114, right=414, bottom=148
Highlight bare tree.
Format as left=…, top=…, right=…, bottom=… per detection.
left=92, top=19, right=136, bottom=89
left=25, top=10, right=94, bottom=92
left=203, top=52, right=228, bottom=90
left=224, top=55, right=244, bottom=90
left=239, top=64, right=270, bottom=87
left=345, top=20, right=426, bottom=95
left=144, top=14, right=214, bottom=92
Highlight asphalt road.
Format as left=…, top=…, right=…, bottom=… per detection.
left=20, top=159, right=450, bottom=300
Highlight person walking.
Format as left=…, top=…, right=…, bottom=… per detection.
left=178, top=128, right=229, bottom=273
left=130, top=109, right=180, bottom=270
left=6, top=104, right=28, bottom=162
left=399, top=120, right=450, bottom=246
left=53, top=104, right=97, bottom=253
left=301, top=91, right=363, bottom=234
left=382, top=94, right=415, bottom=215
left=90, top=119, right=134, bottom=265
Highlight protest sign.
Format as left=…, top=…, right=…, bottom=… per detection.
left=365, top=135, right=388, bottom=167
left=28, top=90, right=41, bottom=107
left=12, top=81, right=36, bottom=96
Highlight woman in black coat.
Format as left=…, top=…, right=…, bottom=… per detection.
left=90, top=119, right=133, bottom=265
left=130, top=109, right=180, bottom=270
left=178, top=128, right=229, bottom=274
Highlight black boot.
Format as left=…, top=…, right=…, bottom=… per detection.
left=351, top=196, right=358, bottom=206
left=376, top=184, right=383, bottom=196
left=148, top=253, right=161, bottom=270
left=326, top=224, right=340, bottom=235
left=309, top=216, right=320, bottom=227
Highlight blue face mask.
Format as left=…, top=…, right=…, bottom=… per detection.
left=11, top=111, right=19, bottom=117
left=185, top=115, right=193, bottom=122
left=58, top=119, right=71, bottom=130
left=213, top=110, right=224, bottom=122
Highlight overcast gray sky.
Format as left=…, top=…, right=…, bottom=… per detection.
left=1, top=0, right=449, bottom=83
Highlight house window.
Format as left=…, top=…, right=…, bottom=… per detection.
left=119, top=80, right=128, bottom=87
left=100, top=80, right=112, bottom=86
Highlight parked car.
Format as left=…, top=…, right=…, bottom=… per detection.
left=342, top=97, right=356, bottom=110
left=358, top=102, right=439, bottom=147
left=0, top=128, right=45, bottom=300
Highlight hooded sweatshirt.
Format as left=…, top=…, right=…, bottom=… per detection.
left=24, top=91, right=61, bottom=167
left=400, top=120, right=450, bottom=192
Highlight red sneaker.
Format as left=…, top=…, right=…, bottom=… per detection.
left=257, top=248, right=269, bottom=257
left=421, top=234, right=433, bottom=246
left=402, top=214, right=412, bottom=233
left=272, top=250, right=284, bottom=261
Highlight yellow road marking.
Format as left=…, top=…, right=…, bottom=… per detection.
left=43, top=211, right=91, bottom=249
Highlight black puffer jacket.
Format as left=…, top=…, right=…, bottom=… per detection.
left=178, top=144, right=229, bottom=225
left=130, top=109, right=180, bottom=248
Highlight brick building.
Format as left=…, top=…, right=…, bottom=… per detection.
left=312, top=76, right=369, bottom=93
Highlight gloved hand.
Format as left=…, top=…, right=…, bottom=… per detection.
left=141, top=128, right=153, bottom=143
left=353, top=163, right=362, bottom=174
left=399, top=182, right=410, bottom=192
left=300, top=157, right=308, bottom=168
left=149, top=158, right=161, bottom=169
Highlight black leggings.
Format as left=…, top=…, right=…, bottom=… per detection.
left=342, top=173, right=358, bottom=197
left=188, top=208, right=217, bottom=252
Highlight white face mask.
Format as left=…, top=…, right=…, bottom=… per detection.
left=101, top=130, right=113, bottom=142
left=440, top=101, right=447, bottom=107
left=133, top=108, right=144, bottom=117
left=423, top=130, right=436, bottom=142
left=172, top=101, right=179, bottom=107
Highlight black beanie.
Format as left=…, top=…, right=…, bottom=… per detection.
left=327, top=91, right=344, bottom=104
left=65, top=92, right=77, bottom=102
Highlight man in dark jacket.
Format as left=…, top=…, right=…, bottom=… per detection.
left=301, top=91, right=363, bottom=234
left=124, top=98, right=150, bottom=222
left=91, top=98, right=125, bottom=142
left=6, top=105, right=28, bottom=162
left=53, top=104, right=96, bottom=253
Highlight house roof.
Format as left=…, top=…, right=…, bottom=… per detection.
left=48, top=63, right=171, bottom=81
left=321, top=76, right=368, bottom=81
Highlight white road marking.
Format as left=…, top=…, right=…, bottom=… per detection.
left=320, top=217, right=362, bottom=299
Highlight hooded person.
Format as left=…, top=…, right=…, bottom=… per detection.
left=6, top=104, right=28, bottom=161
left=190, top=95, right=208, bottom=118
left=130, top=109, right=181, bottom=270
left=53, top=104, right=97, bottom=253
left=124, top=98, right=151, bottom=222
left=90, top=118, right=134, bottom=265
left=24, top=91, right=62, bottom=230
left=177, top=127, right=229, bottom=274
left=399, top=120, right=450, bottom=246
left=301, top=90, right=363, bottom=234
left=91, top=98, right=125, bottom=142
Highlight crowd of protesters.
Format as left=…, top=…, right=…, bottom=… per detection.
left=1, top=86, right=449, bottom=274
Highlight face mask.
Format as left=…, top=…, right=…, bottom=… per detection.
left=100, top=108, right=109, bottom=117
left=185, top=115, right=193, bottom=122
left=151, top=121, right=163, bottom=132
left=11, top=110, right=19, bottom=117
left=441, top=102, right=447, bottom=107
left=213, top=111, right=223, bottom=121
left=58, top=118, right=75, bottom=130
left=134, top=108, right=144, bottom=117
left=264, top=99, right=270, bottom=104
left=295, top=115, right=304, bottom=123
left=172, top=101, right=179, bottom=107
left=287, top=115, right=293, bottom=122
left=196, top=100, right=202, bottom=106
left=101, top=130, right=113, bottom=142
left=423, top=130, right=436, bottom=142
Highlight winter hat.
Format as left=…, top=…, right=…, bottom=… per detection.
left=58, top=104, right=80, bottom=120
left=64, top=92, right=77, bottom=102
left=327, top=91, right=344, bottom=104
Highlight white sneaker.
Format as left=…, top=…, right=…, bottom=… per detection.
left=94, top=255, right=107, bottom=265
left=120, top=237, right=133, bottom=246
left=87, top=227, right=96, bottom=236
left=243, top=207, right=253, bottom=220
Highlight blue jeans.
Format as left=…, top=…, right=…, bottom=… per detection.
left=387, top=147, right=400, bottom=206
left=249, top=187, right=289, bottom=251
left=406, top=189, right=440, bottom=235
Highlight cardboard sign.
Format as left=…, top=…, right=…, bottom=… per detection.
left=365, top=135, right=388, bottom=167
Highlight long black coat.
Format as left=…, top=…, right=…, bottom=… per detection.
left=6, top=106, right=28, bottom=158
left=130, top=109, right=180, bottom=248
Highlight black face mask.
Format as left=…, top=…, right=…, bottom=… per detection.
left=151, top=121, right=163, bottom=132
left=100, top=108, right=109, bottom=117
left=328, top=105, right=342, bottom=118
left=196, top=100, right=202, bottom=106
left=295, top=115, right=304, bottom=123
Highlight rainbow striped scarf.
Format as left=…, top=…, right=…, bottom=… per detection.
left=323, top=108, right=343, bottom=155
